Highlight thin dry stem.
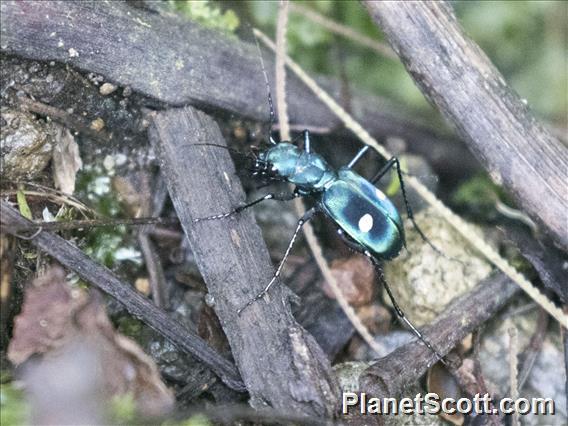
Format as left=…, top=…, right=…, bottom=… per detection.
left=508, top=322, right=520, bottom=426
left=1, top=190, right=92, bottom=217
left=289, top=3, right=397, bottom=60
left=273, top=3, right=385, bottom=356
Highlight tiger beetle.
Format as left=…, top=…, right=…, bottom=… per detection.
left=193, top=39, right=448, bottom=364
left=194, top=127, right=451, bottom=363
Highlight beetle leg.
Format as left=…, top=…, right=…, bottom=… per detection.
left=371, top=157, right=407, bottom=252
left=333, top=226, right=448, bottom=364
left=346, top=145, right=371, bottom=168
left=193, top=190, right=300, bottom=223
left=303, top=130, right=311, bottom=153
left=336, top=228, right=367, bottom=253
left=381, top=272, right=448, bottom=366
left=372, top=157, right=462, bottom=263
left=238, top=207, right=318, bottom=315
left=370, top=157, right=397, bottom=184
left=332, top=235, right=448, bottom=364
left=370, top=255, right=448, bottom=366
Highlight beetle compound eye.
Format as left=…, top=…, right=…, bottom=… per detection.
left=358, top=213, right=374, bottom=233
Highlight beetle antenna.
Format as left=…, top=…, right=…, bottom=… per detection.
left=193, top=143, right=249, bottom=157
left=253, top=28, right=277, bottom=146
left=193, top=143, right=261, bottom=168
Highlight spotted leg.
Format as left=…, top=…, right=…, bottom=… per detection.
left=193, top=191, right=299, bottom=223
left=238, top=207, right=318, bottom=315
left=371, top=157, right=456, bottom=261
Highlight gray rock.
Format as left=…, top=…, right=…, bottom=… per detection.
left=1, top=109, right=53, bottom=179
left=383, top=206, right=493, bottom=326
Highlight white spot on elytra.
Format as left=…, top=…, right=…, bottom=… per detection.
left=358, top=213, right=373, bottom=233
left=375, top=188, right=386, bottom=200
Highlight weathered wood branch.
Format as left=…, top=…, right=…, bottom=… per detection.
left=360, top=273, right=520, bottom=399
left=0, top=0, right=479, bottom=179
left=364, top=1, right=568, bottom=250
left=0, top=200, right=244, bottom=391
left=148, top=106, right=338, bottom=417
left=499, top=226, right=568, bottom=304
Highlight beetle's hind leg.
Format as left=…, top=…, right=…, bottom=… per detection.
left=335, top=229, right=447, bottom=364
left=378, top=266, right=448, bottom=366
left=372, top=156, right=460, bottom=262
left=238, top=207, right=317, bottom=315
left=368, top=255, right=448, bottom=366
left=193, top=190, right=299, bottom=223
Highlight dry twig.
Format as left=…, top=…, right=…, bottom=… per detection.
left=289, top=3, right=396, bottom=60
left=148, top=106, right=338, bottom=416
left=274, top=0, right=385, bottom=357
left=0, top=200, right=244, bottom=391
left=363, top=1, right=568, bottom=251
left=360, top=274, right=520, bottom=399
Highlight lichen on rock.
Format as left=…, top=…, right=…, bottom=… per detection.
left=383, top=206, right=493, bottom=326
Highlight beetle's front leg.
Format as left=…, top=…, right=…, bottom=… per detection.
left=192, top=190, right=300, bottom=223
left=238, top=207, right=318, bottom=315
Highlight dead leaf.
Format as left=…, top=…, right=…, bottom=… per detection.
left=52, top=125, right=82, bottom=195
left=427, top=362, right=466, bottom=426
left=8, top=266, right=174, bottom=417
left=322, top=256, right=375, bottom=307
left=22, top=338, right=106, bottom=425
left=8, top=267, right=78, bottom=364
left=356, top=304, right=392, bottom=334
left=112, top=173, right=150, bottom=217
left=198, top=304, right=230, bottom=356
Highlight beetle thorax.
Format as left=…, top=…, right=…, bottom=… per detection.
left=259, top=143, right=336, bottom=192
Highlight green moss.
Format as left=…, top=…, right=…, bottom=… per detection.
left=246, top=1, right=565, bottom=122
left=162, top=414, right=212, bottom=426
left=74, top=165, right=130, bottom=268
left=116, top=316, right=144, bottom=340
left=0, top=383, right=30, bottom=426
left=16, top=189, right=32, bottom=220
left=108, top=393, right=137, bottom=424
left=451, top=175, right=501, bottom=220
left=169, top=1, right=239, bottom=33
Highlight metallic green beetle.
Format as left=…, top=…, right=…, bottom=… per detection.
left=195, top=130, right=446, bottom=363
